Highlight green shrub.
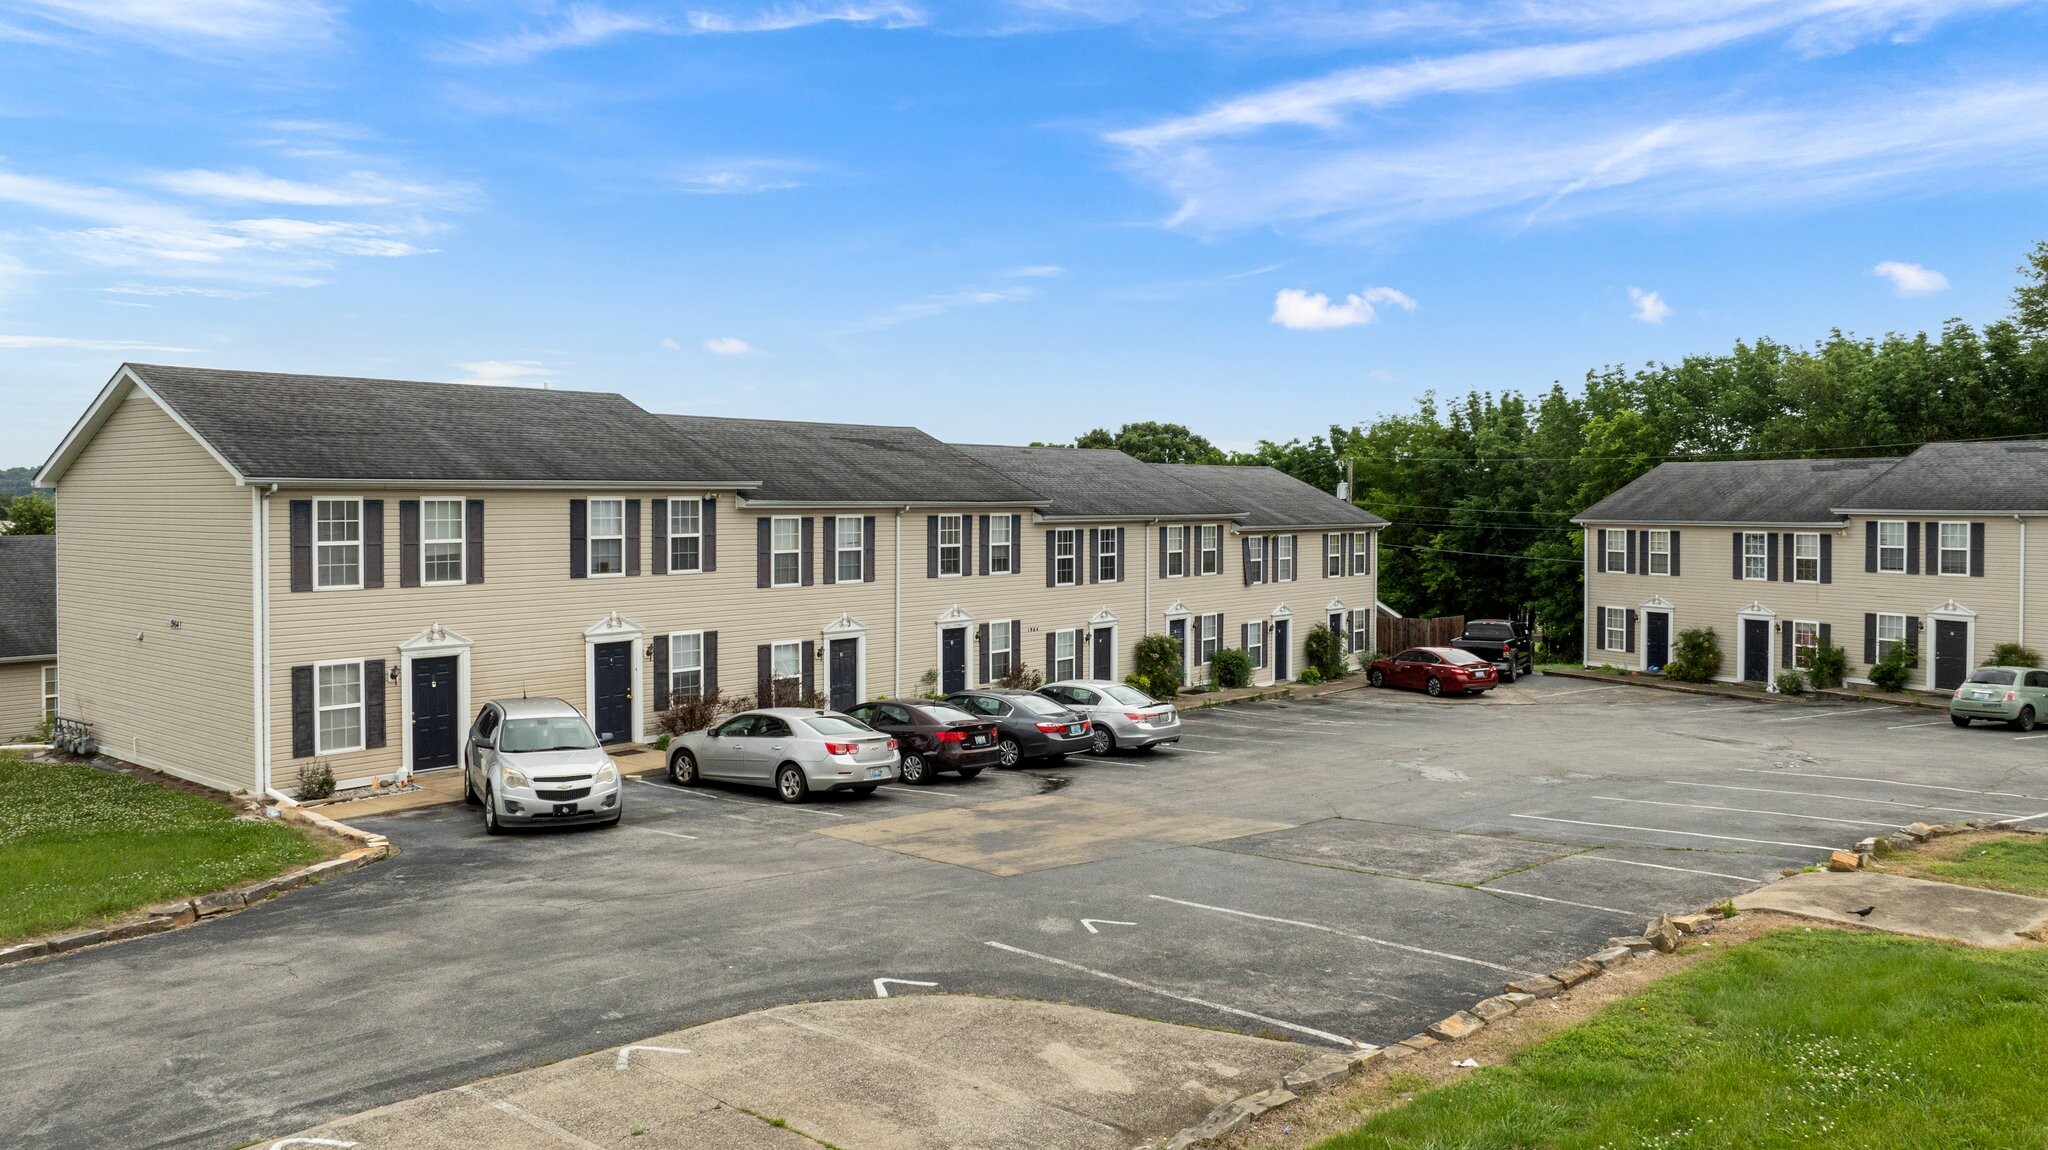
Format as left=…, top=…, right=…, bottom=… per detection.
left=1303, top=624, right=1348, bottom=681
left=1663, top=627, right=1722, bottom=684
left=1987, top=643, right=2041, bottom=668
left=1808, top=642, right=1848, bottom=690
left=1775, top=669, right=1805, bottom=696
left=1210, top=648, right=1253, bottom=690
left=294, top=760, right=336, bottom=801
left=1298, top=667, right=1324, bottom=685
left=657, top=690, right=735, bottom=736
left=1132, top=633, right=1185, bottom=698
left=1124, top=672, right=1150, bottom=694
left=1869, top=642, right=1915, bottom=691
left=997, top=662, right=1043, bottom=690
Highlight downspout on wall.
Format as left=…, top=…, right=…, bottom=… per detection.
left=254, top=483, right=278, bottom=801
left=2019, top=515, right=2028, bottom=648
left=893, top=507, right=905, bottom=696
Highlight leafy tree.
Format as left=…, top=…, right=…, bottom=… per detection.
left=3, top=492, right=53, bottom=535
left=1070, top=422, right=1226, bottom=464
left=2014, top=240, right=2048, bottom=339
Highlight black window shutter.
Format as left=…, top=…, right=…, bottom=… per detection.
left=703, top=631, right=719, bottom=699
left=1046, top=630, right=1057, bottom=675
left=651, top=498, right=668, bottom=576
left=289, top=500, right=313, bottom=592
left=624, top=499, right=641, bottom=576
left=1781, top=533, right=1793, bottom=582
left=569, top=499, right=588, bottom=579
left=703, top=497, right=718, bottom=571
left=1241, top=621, right=1249, bottom=651
left=364, top=659, right=386, bottom=749
left=978, top=622, right=990, bottom=684
left=1289, top=535, right=1299, bottom=581
left=290, top=665, right=314, bottom=757
left=362, top=500, right=384, bottom=589
left=1216, top=526, right=1227, bottom=577
left=961, top=516, right=974, bottom=579
left=1928, top=521, right=1942, bottom=576
left=1781, top=622, right=1793, bottom=668
left=1906, top=616, right=1919, bottom=656
left=1242, top=537, right=1253, bottom=586
left=1819, top=533, right=1832, bottom=584
left=1088, top=528, right=1101, bottom=585
left=1590, top=606, right=1603, bottom=651
left=399, top=499, right=421, bottom=588
left=756, top=518, right=771, bottom=589
left=1597, top=529, right=1608, bottom=573
left=927, top=516, right=939, bottom=579
left=1864, top=521, right=1877, bottom=572
left=1625, top=610, right=1637, bottom=654
left=756, top=644, right=771, bottom=705
left=1906, top=521, right=1921, bottom=574
left=1819, top=622, right=1831, bottom=651
left=801, top=640, right=816, bottom=701
left=1669, top=530, right=1682, bottom=577
left=822, top=517, right=837, bottom=585
left=465, top=499, right=485, bottom=584
left=1625, top=529, right=1637, bottom=574
left=652, top=635, right=670, bottom=711
left=1864, top=614, right=1877, bottom=664
left=1160, top=526, right=1170, bottom=578
left=863, top=516, right=876, bottom=583
left=1183, top=529, right=1193, bottom=576
left=1731, top=532, right=1743, bottom=580
left=1045, top=530, right=1056, bottom=587
left=1115, top=528, right=1126, bottom=581
left=1970, top=522, right=1986, bottom=577
left=979, top=515, right=991, bottom=575
left=1766, top=532, right=1779, bottom=581
left=1011, top=516, right=1023, bottom=572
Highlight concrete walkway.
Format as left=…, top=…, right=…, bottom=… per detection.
left=262, top=996, right=1312, bottom=1150
left=1735, top=869, right=2048, bottom=947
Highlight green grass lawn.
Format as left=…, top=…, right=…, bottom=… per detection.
left=1884, top=832, right=2048, bottom=899
left=1315, top=930, right=2048, bottom=1150
left=0, top=756, right=328, bottom=941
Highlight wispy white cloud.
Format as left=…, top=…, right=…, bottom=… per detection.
left=704, top=336, right=756, bottom=355
left=454, top=2, right=925, bottom=65
left=1872, top=259, right=1949, bottom=295
left=667, top=157, right=813, bottom=195
left=451, top=359, right=555, bottom=386
left=685, top=2, right=923, bottom=33
left=6, top=0, right=337, bottom=47
left=1008, top=264, right=1066, bottom=278
left=1270, top=285, right=1415, bottom=330
left=104, top=282, right=264, bottom=299
left=146, top=168, right=463, bottom=208
left=658, top=336, right=682, bottom=350
left=1628, top=286, right=1672, bottom=324
left=0, top=332, right=200, bottom=351
left=846, top=284, right=1037, bottom=331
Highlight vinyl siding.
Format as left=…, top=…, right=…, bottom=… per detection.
left=0, top=661, right=53, bottom=741
left=54, top=393, right=255, bottom=790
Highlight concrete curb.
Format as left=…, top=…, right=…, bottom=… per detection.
left=1542, top=667, right=1948, bottom=712
left=1177, top=679, right=1370, bottom=712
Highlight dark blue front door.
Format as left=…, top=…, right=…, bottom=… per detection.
left=411, top=656, right=458, bottom=770
left=594, top=641, right=633, bottom=743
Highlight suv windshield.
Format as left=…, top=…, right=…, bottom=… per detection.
left=1100, top=685, right=1157, bottom=706
left=1011, top=694, right=1068, bottom=717
left=803, top=715, right=873, bottom=736
left=500, top=716, right=600, bottom=753
left=1968, top=669, right=2018, bottom=685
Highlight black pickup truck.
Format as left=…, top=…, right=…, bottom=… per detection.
left=1450, top=619, right=1532, bottom=682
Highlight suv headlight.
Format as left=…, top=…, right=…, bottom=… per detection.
left=501, top=768, right=532, bottom=791
left=595, top=763, right=618, bottom=785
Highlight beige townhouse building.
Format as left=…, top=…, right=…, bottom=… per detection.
left=37, top=364, right=1382, bottom=798
left=1575, top=442, right=2048, bottom=690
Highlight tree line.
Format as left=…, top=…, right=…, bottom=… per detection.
left=1052, top=242, right=2048, bottom=657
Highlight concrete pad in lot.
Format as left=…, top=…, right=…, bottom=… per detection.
left=1212, top=819, right=1571, bottom=884
left=1735, top=870, right=2048, bottom=947
left=819, top=794, right=1288, bottom=876
left=269, top=996, right=1309, bottom=1150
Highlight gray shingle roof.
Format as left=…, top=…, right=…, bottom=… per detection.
left=1574, top=456, right=1903, bottom=525
left=0, top=535, right=55, bottom=659
left=662, top=417, right=1044, bottom=505
left=951, top=445, right=1244, bottom=519
left=1164, top=463, right=1388, bottom=529
left=1832, top=441, right=2048, bottom=513
left=126, top=364, right=752, bottom=486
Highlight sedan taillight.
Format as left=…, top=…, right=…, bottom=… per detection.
left=823, top=741, right=858, bottom=756
left=1035, top=722, right=1067, bottom=733
left=887, top=738, right=899, bottom=750
left=934, top=730, right=966, bottom=743
left=1124, top=712, right=1151, bottom=721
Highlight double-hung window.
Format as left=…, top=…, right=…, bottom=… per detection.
left=1352, top=532, right=1369, bottom=574
left=989, top=621, right=1014, bottom=680
left=588, top=498, right=625, bottom=576
left=41, top=665, right=57, bottom=717
left=1604, top=607, right=1626, bottom=651
left=1877, top=521, right=1907, bottom=573
left=988, top=516, right=1013, bottom=574
left=1743, top=532, right=1769, bottom=581
left=1275, top=536, right=1295, bottom=581
left=1166, top=526, right=1187, bottom=577
left=770, top=517, right=801, bottom=587
left=315, top=660, right=364, bottom=754
left=1326, top=534, right=1343, bottom=577
left=669, top=499, right=702, bottom=573
left=771, top=641, right=803, bottom=689
left=1246, top=620, right=1265, bottom=667
left=422, top=498, right=465, bottom=585
left=1054, top=529, right=1078, bottom=586
left=1647, top=530, right=1670, bottom=575
left=1605, top=531, right=1627, bottom=573
left=1938, top=522, right=1969, bottom=575
left=836, top=516, right=864, bottom=582
left=1199, top=526, right=1220, bottom=575
left=1198, top=614, right=1221, bottom=664
left=669, top=632, right=704, bottom=699
left=1097, top=529, right=1119, bottom=583
left=1247, top=537, right=1266, bottom=582
left=1793, top=533, right=1819, bottom=582
left=938, top=515, right=963, bottom=576
left=314, top=498, right=362, bottom=589
left=1793, top=621, right=1818, bottom=669
left=1053, top=630, right=1078, bottom=679
left=1349, top=612, right=1367, bottom=653
left=1875, top=613, right=1907, bottom=661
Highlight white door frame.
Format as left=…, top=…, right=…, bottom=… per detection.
left=584, top=611, right=646, bottom=743
left=1270, top=603, right=1294, bottom=682
left=398, top=624, right=472, bottom=782
left=1736, top=601, right=1775, bottom=686
left=1639, top=595, right=1674, bottom=673
left=1164, top=600, right=1192, bottom=683
left=1088, top=607, right=1120, bottom=681
left=933, top=605, right=973, bottom=692
left=823, top=612, right=868, bottom=707
left=1926, top=599, right=1977, bottom=692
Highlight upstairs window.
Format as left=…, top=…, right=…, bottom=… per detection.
left=1939, top=522, right=1969, bottom=575
left=1647, top=530, right=1670, bottom=575
left=771, top=517, right=801, bottom=587
left=938, top=514, right=963, bottom=577
left=1247, top=536, right=1266, bottom=582
left=1054, top=529, right=1078, bottom=586
left=1326, top=534, right=1343, bottom=577
left=1743, top=532, right=1769, bottom=581
left=1199, top=526, right=1220, bottom=575
left=1877, top=520, right=1906, bottom=573
left=1352, top=532, right=1369, bottom=574
left=1098, top=528, right=1119, bottom=582
left=1275, top=536, right=1295, bottom=581
left=588, top=498, right=625, bottom=576
left=314, top=498, right=362, bottom=589
left=1605, top=531, right=1627, bottom=573
left=1166, top=526, right=1187, bottom=577
left=836, top=516, right=864, bottom=582
left=669, top=499, right=702, bottom=573
left=422, top=497, right=465, bottom=585
left=1793, top=533, right=1820, bottom=583
left=988, top=515, right=1013, bottom=574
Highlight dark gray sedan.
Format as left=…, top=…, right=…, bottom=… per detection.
left=944, top=688, right=1093, bottom=768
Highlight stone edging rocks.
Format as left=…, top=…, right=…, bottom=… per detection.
left=0, top=805, right=392, bottom=969
left=1145, top=910, right=1722, bottom=1150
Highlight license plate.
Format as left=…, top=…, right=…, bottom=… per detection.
left=866, top=768, right=888, bottom=780
left=1067, top=724, right=1082, bottom=736
left=553, top=803, right=576, bottom=816
left=974, top=734, right=989, bottom=745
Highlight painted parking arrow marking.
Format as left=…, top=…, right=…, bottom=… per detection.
left=873, top=977, right=938, bottom=998
left=1081, top=919, right=1136, bottom=934
left=614, top=1044, right=691, bottom=1070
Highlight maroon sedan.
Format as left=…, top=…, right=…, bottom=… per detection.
left=843, top=699, right=1003, bottom=784
left=1367, top=647, right=1498, bottom=697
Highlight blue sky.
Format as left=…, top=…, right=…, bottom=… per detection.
left=3, top=1, right=2046, bottom=467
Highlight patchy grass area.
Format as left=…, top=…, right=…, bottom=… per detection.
left=1309, top=930, right=2048, bottom=1150
left=1883, top=831, right=2048, bottom=899
left=0, top=756, right=329, bottom=941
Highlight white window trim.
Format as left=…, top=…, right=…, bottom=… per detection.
left=1604, top=606, right=1626, bottom=652
left=1937, top=521, right=1970, bottom=577
left=989, top=620, right=1014, bottom=681
left=1246, top=619, right=1265, bottom=668
left=668, top=498, right=703, bottom=574
left=1793, top=620, right=1819, bottom=669
left=1646, top=529, right=1670, bottom=576
left=1351, top=532, right=1368, bottom=576
left=836, top=515, right=865, bottom=582
left=1877, top=520, right=1907, bottom=574
left=771, top=639, right=804, bottom=687
left=1276, top=536, right=1295, bottom=582
left=1326, top=534, right=1343, bottom=577
left=1875, top=612, right=1908, bottom=661
left=770, top=516, right=802, bottom=588
left=1793, top=532, right=1820, bottom=584
left=1350, top=612, right=1368, bottom=653
left=1054, top=529, right=1078, bottom=587
left=1166, top=525, right=1187, bottom=578
left=1248, top=536, right=1266, bottom=582
left=1743, top=532, right=1769, bottom=581
left=313, top=496, right=364, bottom=591
left=1199, top=613, right=1221, bottom=665
left=1052, top=629, right=1078, bottom=680
left=314, top=659, right=366, bottom=755
left=1199, top=526, right=1220, bottom=576
left=988, top=516, right=1013, bottom=574
left=669, top=630, right=706, bottom=699
left=1098, top=529, right=1119, bottom=583
left=937, top=514, right=964, bottom=578
left=41, top=664, right=57, bottom=717
left=587, top=496, right=627, bottom=579
left=421, top=496, right=466, bottom=586
left=1605, top=533, right=1627, bottom=573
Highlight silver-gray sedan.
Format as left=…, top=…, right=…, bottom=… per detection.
left=666, top=708, right=899, bottom=802
left=1037, top=680, right=1181, bottom=754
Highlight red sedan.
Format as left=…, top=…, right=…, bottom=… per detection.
left=1367, top=647, right=1498, bottom=697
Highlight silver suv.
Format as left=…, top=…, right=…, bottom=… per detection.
left=464, top=698, right=623, bottom=833
left=1038, top=680, right=1181, bottom=754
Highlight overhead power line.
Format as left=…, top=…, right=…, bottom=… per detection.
left=1344, top=429, right=2048, bottom=467
left=1382, top=542, right=1584, bottom=565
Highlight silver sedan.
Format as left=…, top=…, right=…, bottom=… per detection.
left=666, top=708, right=899, bottom=802
left=1038, top=680, right=1181, bottom=754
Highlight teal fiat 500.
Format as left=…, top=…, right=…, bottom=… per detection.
left=1949, top=666, right=2048, bottom=731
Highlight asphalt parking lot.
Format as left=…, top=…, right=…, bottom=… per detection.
left=4, top=673, right=2045, bottom=1149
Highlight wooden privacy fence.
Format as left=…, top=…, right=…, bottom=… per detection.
left=1375, top=610, right=1464, bottom=652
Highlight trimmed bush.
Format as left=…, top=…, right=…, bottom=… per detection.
left=294, top=760, right=336, bottom=801
left=1303, top=624, right=1348, bottom=681
left=1775, top=669, right=1805, bottom=696
left=1124, top=672, right=1151, bottom=694
left=1298, top=667, right=1324, bottom=685
left=1210, top=648, right=1253, bottom=690
left=1870, top=643, right=1915, bottom=692
left=1808, top=642, right=1848, bottom=690
left=997, top=662, right=1043, bottom=690
left=1987, top=643, right=2041, bottom=668
left=1663, top=627, right=1723, bottom=684
left=657, top=690, right=736, bottom=736
left=1132, top=633, right=1185, bottom=698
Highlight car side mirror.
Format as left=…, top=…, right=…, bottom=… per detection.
left=476, top=738, right=494, bottom=750
left=707, top=729, right=721, bottom=739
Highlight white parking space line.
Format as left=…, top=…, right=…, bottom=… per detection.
left=1734, top=767, right=2048, bottom=802
left=1673, top=703, right=1782, bottom=716
left=1473, top=886, right=1640, bottom=918
left=1537, top=684, right=1624, bottom=699
left=1180, top=732, right=1260, bottom=742
left=632, top=828, right=699, bottom=840
left=455, top=1086, right=605, bottom=1149
left=1994, top=810, right=2048, bottom=826
left=1592, top=794, right=1902, bottom=830
left=983, top=941, right=1360, bottom=1048
left=1665, top=780, right=2021, bottom=820
left=1510, top=814, right=1834, bottom=852
left=629, top=777, right=850, bottom=819
left=1887, top=720, right=1955, bottom=729
left=1769, top=707, right=1893, bottom=723
left=1158, top=746, right=1225, bottom=755
left=879, top=786, right=975, bottom=802
left=2017, top=734, right=2048, bottom=741
left=629, top=778, right=762, bottom=822
left=1560, top=853, right=1763, bottom=884
left=1145, top=894, right=1523, bottom=974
